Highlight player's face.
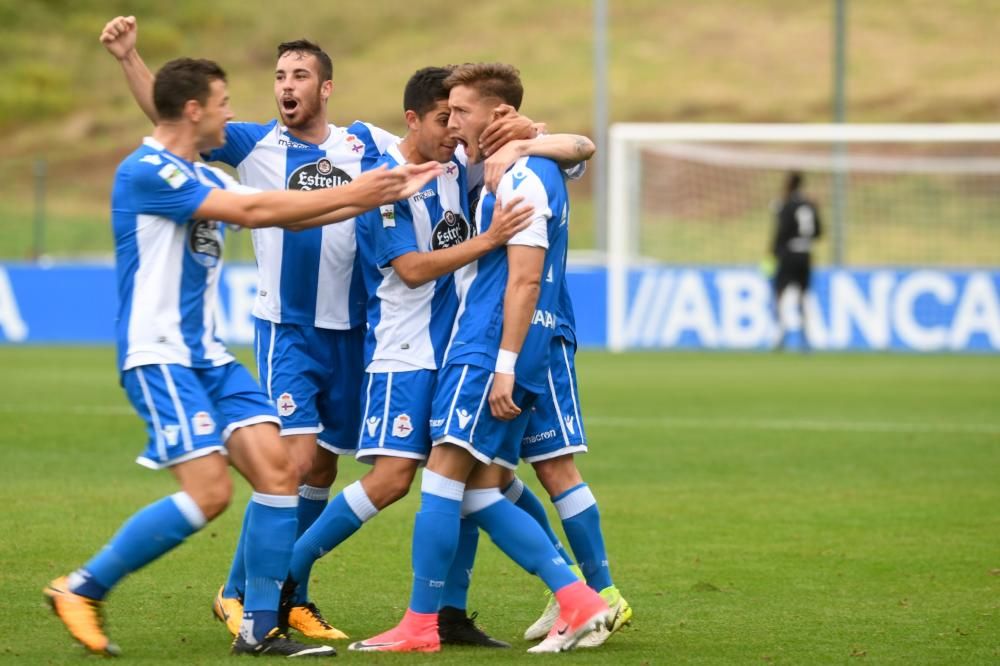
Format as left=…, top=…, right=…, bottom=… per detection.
left=196, top=79, right=234, bottom=152
left=274, top=52, right=329, bottom=129
left=447, top=85, right=497, bottom=163
left=414, top=99, right=458, bottom=163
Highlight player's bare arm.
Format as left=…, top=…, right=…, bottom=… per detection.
left=100, top=15, right=158, bottom=123
left=489, top=244, right=545, bottom=421
left=483, top=133, right=596, bottom=193
left=391, top=196, right=533, bottom=288
left=195, top=162, right=442, bottom=229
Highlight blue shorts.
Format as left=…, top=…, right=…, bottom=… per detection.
left=255, top=318, right=363, bottom=454
left=430, top=364, right=537, bottom=468
left=499, top=337, right=589, bottom=467
left=356, top=369, right=436, bottom=463
left=122, top=362, right=279, bottom=470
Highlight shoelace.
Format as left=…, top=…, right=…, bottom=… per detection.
left=302, top=602, right=334, bottom=629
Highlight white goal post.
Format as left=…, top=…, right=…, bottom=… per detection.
left=606, top=123, right=1000, bottom=352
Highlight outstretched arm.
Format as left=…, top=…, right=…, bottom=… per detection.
left=99, top=15, right=158, bottom=123
left=195, top=163, right=442, bottom=229
left=483, top=134, right=595, bottom=193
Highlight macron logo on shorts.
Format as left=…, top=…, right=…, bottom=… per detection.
left=563, top=415, right=576, bottom=435
left=366, top=416, right=381, bottom=437
left=456, top=409, right=473, bottom=430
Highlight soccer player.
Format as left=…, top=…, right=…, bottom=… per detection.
left=288, top=65, right=596, bottom=648
left=99, top=18, right=541, bottom=639
left=771, top=170, right=823, bottom=349
left=495, top=279, right=633, bottom=647
left=43, top=57, right=439, bottom=658
left=349, top=63, right=609, bottom=654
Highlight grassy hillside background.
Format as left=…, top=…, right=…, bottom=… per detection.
left=2, top=0, right=999, bottom=259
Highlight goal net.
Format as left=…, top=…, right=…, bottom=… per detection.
left=606, top=123, right=1000, bottom=350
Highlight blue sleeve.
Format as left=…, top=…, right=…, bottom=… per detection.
left=374, top=200, right=419, bottom=268
left=202, top=121, right=274, bottom=166
left=128, top=160, right=213, bottom=224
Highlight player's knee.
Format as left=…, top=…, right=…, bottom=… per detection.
left=365, top=465, right=416, bottom=508
left=190, top=474, right=233, bottom=520
left=533, top=456, right=583, bottom=497
left=303, top=449, right=338, bottom=488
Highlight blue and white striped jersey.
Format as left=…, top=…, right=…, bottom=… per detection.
left=444, top=155, right=570, bottom=393
left=204, top=119, right=397, bottom=329
left=112, top=137, right=257, bottom=372
left=355, top=144, right=469, bottom=371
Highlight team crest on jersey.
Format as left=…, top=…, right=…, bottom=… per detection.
left=392, top=413, right=414, bottom=438
left=188, top=220, right=222, bottom=267
left=277, top=392, right=297, bottom=417
left=431, top=210, right=472, bottom=250
left=380, top=205, right=396, bottom=228
left=443, top=162, right=460, bottom=181
left=192, top=411, right=215, bottom=436
left=287, top=160, right=352, bottom=191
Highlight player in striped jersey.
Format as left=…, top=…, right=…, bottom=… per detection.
left=44, top=57, right=438, bottom=658
left=290, top=66, right=598, bottom=649
left=350, top=63, right=608, bottom=654
left=100, top=19, right=542, bottom=640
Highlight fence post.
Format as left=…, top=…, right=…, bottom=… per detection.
left=33, top=158, right=46, bottom=260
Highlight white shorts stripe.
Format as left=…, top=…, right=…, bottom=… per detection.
left=135, top=366, right=165, bottom=462
left=444, top=365, right=469, bottom=434
left=266, top=321, right=277, bottom=399
left=548, top=367, right=572, bottom=447
left=467, top=372, right=494, bottom=444
left=357, top=372, right=375, bottom=449
left=160, top=364, right=193, bottom=452
left=378, top=372, right=393, bottom=448
left=560, top=339, right=583, bottom=433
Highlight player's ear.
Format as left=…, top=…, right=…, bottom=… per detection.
left=184, top=98, right=203, bottom=122
left=404, top=109, right=419, bottom=131
left=321, top=80, right=333, bottom=101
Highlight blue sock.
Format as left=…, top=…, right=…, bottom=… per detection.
left=297, top=484, right=330, bottom=538
left=243, top=493, right=297, bottom=643
left=222, top=500, right=251, bottom=599
left=288, top=481, right=375, bottom=604
left=69, top=492, right=205, bottom=600
left=440, top=518, right=479, bottom=611
left=467, top=490, right=577, bottom=593
left=504, top=476, right=574, bottom=566
left=409, top=471, right=464, bottom=614
left=554, top=483, right=613, bottom=591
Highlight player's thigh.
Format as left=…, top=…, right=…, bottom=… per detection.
left=515, top=341, right=589, bottom=467
left=226, top=421, right=296, bottom=495
left=121, top=364, right=227, bottom=470
left=357, top=369, right=435, bottom=465
left=315, top=325, right=365, bottom=456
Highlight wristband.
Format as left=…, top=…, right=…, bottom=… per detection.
left=495, top=349, right=518, bottom=374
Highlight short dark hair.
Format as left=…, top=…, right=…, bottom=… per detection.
left=443, top=62, right=523, bottom=110
left=403, top=66, right=454, bottom=117
left=153, top=58, right=227, bottom=120
left=786, top=171, right=804, bottom=195
left=277, top=39, right=333, bottom=82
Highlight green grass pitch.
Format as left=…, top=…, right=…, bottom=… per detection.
left=1, top=347, right=998, bottom=663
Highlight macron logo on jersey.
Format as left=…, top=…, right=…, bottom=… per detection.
left=511, top=170, right=528, bottom=190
